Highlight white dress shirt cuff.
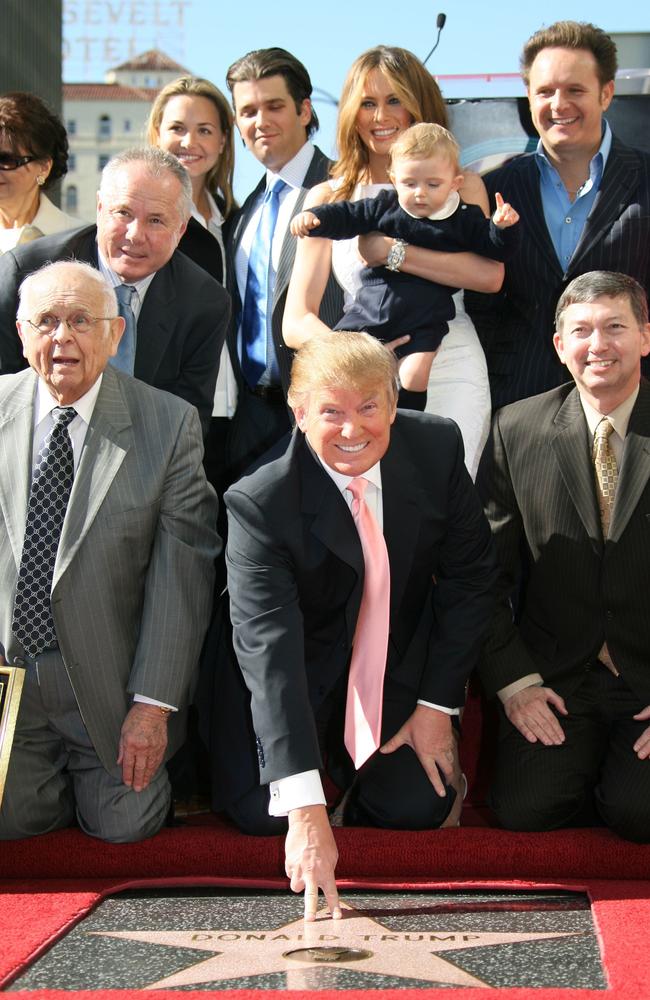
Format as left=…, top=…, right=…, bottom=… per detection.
left=268, top=770, right=327, bottom=816
left=133, top=694, right=177, bottom=711
left=497, top=674, right=544, bottom=704
left=417, top=699, right=460, bottom=715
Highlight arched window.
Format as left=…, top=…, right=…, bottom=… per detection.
left=64, top=185, right=78, bottom=215
left=98, top=115, right=112, bottom=139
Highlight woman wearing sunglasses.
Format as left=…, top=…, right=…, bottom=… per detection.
left=0, top=92, right=77, bottom=254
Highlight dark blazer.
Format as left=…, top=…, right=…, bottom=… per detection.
left=477, top=380, right=650, bottom=703
left=221, top=412, right=497, bottom=801
left=0, top=225, right=231, bottom=436
left=0, top=365, right=219, bottom=773
left=466, top=137, right=650, bottom=409
left=225, top=145, right=344, bottom=394
left=178, top=215, right=224, bottom=284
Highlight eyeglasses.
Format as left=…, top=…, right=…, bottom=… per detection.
left=0, top=153, right=38, bottom=172
left=25, top=314, right=117, bottom=336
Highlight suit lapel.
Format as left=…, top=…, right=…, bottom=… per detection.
left=53, top=369, right=132, bottom=588
left=134, top=262, right=176, bottom=384
left=550, top=388, right=602, bottom=550
left=516, top=157, right=562, bottom=277
left=610, top=382, right=650, bottom=542
left=570, top=139, right=640, bottom=270
left=0, top=372, right=37, bottom=570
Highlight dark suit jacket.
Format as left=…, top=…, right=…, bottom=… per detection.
left=221, top=412, right=497, bottom=801
left=0, top=366, right=220, bottom=773
left=225, top=145, right=344, bottom=394
left=0, top=225, right=231, bottom=436
left=466, top=137, right=650, bottom=409
left=178, top=215, right=224, bottom=284
left=477, top=380, right=650, bottom=704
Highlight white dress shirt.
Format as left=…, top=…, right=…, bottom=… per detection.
left=96, top=249, right=156, bottom=321
left=269, top=452, right=459, bottom=817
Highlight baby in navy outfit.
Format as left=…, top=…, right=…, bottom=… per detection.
left=291, top=123, right=520, bottom=409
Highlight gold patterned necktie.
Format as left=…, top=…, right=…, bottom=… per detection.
left=593, top=418, right=618, bottom=538
left=592, top=417, right=619, bottom=676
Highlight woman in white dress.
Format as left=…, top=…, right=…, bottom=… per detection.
left=0, top=92, right=78, bottom=254
left=283, top=46, right=502, bottom=478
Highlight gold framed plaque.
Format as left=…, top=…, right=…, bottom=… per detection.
left=0, top=665, right=24, bottom=805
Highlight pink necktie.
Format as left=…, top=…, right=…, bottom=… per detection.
left=344, top=477, right=391, bottom=768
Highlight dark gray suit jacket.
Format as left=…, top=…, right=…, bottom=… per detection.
left=466, top=137, right=650, bottom=409
left=221, top=413, right=497, bottom=801
left=0, top=225, right=231, bottom=436
left=478, top=380, right=650, bottom=703
left=225, top=145, right=344, bottom=394
left=0, top=365, right=220, bottom=772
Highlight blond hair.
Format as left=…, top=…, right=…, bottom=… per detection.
left=331, top=46, right=448, bottom=202
left=389, top=123, right=460, bottom=174
left=146, top=76, right=236, bottom=218
left=288, top=330, right=399, bottom=411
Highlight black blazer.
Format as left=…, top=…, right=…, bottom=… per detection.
left=478, top=380, right=650, bottom=703
left=178, top=215, right=224, bottom=284
left=225, top=145, right=344, bottom=394
left=222, top=412, right=497, bottom=798
left=0, top=224, right=231, bottom=436
left=466, top=137, right=650, bottom=409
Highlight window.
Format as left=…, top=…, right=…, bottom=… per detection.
left=98, top=154, right=110, bottom=171
left=67, top=119, right=77, bottom=135
left=98, top=115, right=112, bottom=139
left=68, top=153, right=76, bottom=171
left=64, top=185, right=78, bottom=215
left=123, top=119, right=131, bottom=133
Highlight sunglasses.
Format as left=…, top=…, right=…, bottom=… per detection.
left=0, top=153, right=38, bottom=171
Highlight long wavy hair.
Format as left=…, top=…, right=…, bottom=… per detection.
left=146, top=76, right=236, bottom=218
left=331, top=46, right=448, bottom=202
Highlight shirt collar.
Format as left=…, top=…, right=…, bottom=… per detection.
left=35, top=373, right=103, bottom=428
left=312, top=448, right=383, bottom=496
left=403, top=190, right=460, bottom=222
left=96, top=244, right=157, bottom=300
left=535, top=120, right=612, bottom=182
left=579, top=383, right=639, bottom=440
left=190, top=190, right=224, bottom=229
left=265, top=141, right=315, bottom=191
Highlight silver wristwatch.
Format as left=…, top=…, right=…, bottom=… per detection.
left=385, top=238, right=408, bottom=272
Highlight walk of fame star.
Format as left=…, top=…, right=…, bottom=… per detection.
left=91, top=900, right=585, bottom=989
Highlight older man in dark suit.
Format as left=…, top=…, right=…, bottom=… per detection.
left=466, top=21, right=650, bottom=410
left=0, top=146, right=230, bottom=437
left=478, top=271, right=650, bottom=843
left=0, top=261, right=218, bottom=843
left=223, top=48, right=343, bottom=482
left=219, top=330, right=497, bottom=917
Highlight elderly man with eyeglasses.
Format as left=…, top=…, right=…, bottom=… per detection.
left=0, top=260, right=219, bottom=843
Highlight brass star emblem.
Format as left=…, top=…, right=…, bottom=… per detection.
left=91, top=900, right=584, bottom=989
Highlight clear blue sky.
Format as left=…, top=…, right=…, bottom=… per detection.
left=63, top=0, right=648, bottom=198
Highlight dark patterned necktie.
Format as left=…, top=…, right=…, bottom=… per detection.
left=12, top=407, right=76, bottom=657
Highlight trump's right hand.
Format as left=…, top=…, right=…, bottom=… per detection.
left=285, top=804, right=342, bottom=922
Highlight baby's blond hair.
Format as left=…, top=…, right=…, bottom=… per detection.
left=389, top=122, right=460, bottom=173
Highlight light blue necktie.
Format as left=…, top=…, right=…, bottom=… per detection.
left=113, top=283, right=137, bottom=375
left=241, top=178, right=287, bottom=387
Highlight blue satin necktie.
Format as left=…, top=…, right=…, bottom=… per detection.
left=241, top=178, right=287, bottom=387
left=113, top=283, right=137, bottom=375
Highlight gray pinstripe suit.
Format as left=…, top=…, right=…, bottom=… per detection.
left=477, top=380, right=650, bottom=841
left=0, top=366, right=219, bottom=841
left=466, top=138, right=650, bottom=410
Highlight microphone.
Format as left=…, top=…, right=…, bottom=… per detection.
left=423, top=12, right=447, bottom=67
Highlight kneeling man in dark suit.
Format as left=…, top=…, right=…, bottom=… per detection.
left=478, top=270, right=650, bottom=842
left=222, top=330, right=497, bottom=917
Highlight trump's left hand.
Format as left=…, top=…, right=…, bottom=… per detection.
left=117, top=703, right=169, bottom=792
left=380, top=704, right=457, bottom=797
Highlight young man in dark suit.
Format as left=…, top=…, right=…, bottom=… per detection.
left=478, top=271, right=650, bottom=843
left=223, top=47, right=342, bottom=482
left=466, top=21, right=650, bottom=410
left=220, top=330, right=497, bottom=917
left=0, top=147, right=230, bottom=438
